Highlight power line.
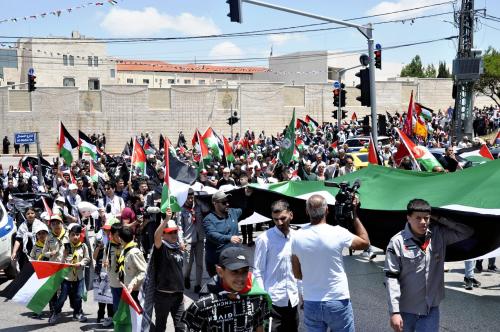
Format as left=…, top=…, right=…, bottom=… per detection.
left=0, top=2, right=459, bottom=45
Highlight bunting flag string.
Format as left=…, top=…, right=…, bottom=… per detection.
left=0, top=1, right=122, bottom=25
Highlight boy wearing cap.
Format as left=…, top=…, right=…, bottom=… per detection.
left=182, top=247, right=271, bottom=332
left=50, top=224, right=90, bottom=324
left=152, top=209, right=186, bottom=332
left=30, top=223, right=49, bottom=261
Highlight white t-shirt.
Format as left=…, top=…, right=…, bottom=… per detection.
left=291, top=223, right=354, bottom=301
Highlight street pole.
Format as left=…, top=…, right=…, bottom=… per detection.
left=337, top=77, right=342, bottom=129
left=240, top=0, right=377, bottom=137
left=367, top=34, right=378, bottom=144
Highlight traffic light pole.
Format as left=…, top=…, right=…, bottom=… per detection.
left=240, top=0, right=377, bottom=139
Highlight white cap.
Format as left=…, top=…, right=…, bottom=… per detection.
left=34, top=223, right=49, bottom=234
left=68, top=183, right=78, bottom=190
left=40, top=212, right=50, bottom=221
left=55, top=196, right=65, bottom=203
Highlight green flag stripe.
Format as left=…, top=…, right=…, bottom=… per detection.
left=26, top=267, right=69, bottom=314
left=113, top=298, right=133, bottom=332
left=60, top=148, right=73, bottom=165
left=80, top=146, right=97, bottom=159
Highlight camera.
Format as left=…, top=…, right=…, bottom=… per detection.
left=325, top=179, right=361, bottom=231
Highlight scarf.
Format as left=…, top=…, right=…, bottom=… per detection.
left=52, top=228, right=66, bottom=241
left=117, top=241, right=137, bottom=281
left=35, top=240, right=45, bottom=260
left=162, top=239, right=180, bottom=250
left=69, top=241, right=83, bottom=277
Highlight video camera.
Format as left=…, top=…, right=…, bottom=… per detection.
left=325, top=179, right=361, bottom=231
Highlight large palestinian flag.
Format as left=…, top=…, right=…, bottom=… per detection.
left=58, top=122, right=78, bottom=165
left=0, top=261, right=72, bottom=314
left=458, top=145, right=494, bottom=164
left=78, top=130, right=98, bottom=160
left=245, top=160, right=500, bottom=261
left=113, top=287, right=142, bottom=332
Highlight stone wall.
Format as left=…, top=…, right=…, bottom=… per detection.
left=1, top=78, right=494, bottom=154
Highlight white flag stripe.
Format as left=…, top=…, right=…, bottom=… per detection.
left=11, top=274, right=48, bottom=305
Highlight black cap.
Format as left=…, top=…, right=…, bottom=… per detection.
left=219, top=247, right=250, bottom=270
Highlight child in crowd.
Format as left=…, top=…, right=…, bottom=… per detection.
left=49, top=223, right=90, bottom=325
left=29, top=223, right=49, bottom=261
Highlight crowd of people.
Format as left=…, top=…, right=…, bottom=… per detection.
left=0, top=104, right=499, bottom=332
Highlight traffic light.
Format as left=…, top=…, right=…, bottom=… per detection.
left=227, top=111, right=239, bottom=125
left=341, top=110, right=348, bottom=119
left=332, top=111, right=338, bottom=119
left=340, top=89, right=347, bottom=107
left=227, top=0, right=242, bottom=23
left=333, top=88, right=340, bottom=107
left=28, top=74, right=36, bottom=92
left=355, top=68, right=371, bottom=107
left=374, top=50, right=382, bottom=69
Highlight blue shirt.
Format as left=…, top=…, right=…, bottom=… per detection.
left=203, top=208, right=242, bottom=254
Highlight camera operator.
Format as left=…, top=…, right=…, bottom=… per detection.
left=291, top=194, right=369, bottom=331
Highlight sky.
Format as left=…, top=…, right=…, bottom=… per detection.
left=1, top=0, right=499, bottom=80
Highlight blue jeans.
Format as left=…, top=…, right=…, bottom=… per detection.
left=303, top=299, right=355, bottom=332
left=111, top=287, right=122, bottom=313
left=465, top=260, right=475, bottom=278
left=401, top=306, right=439, bottom=332
left=55, top=279, right=84, bottom=315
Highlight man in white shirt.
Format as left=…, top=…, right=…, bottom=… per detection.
left=254, top=200, right=299, bottom=332
left=291, top=195, right=370, bottom=332
left=98, top=181, right=125, bottom=218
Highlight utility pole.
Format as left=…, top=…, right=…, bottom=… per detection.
left=452, top=0, right=482, bottom=140
left=232, top=0, right=378, bottom=139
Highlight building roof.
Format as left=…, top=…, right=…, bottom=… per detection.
left=117, top=60, right=267, bottom=74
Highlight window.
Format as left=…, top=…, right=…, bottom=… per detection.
left=88, top=79, right=100, bottom=90
left=69, top=55, right=74, bottom=66
left=198, top=79, right=206, bottom=85
left=143, top=79, right=150, bottom=84
left=184, top=79, right=191, bottom=84
left=88, top=56, right=92, bottom=67
left=110, top=69, right=115, bottom=78
left=215, top=79, right=223, bottom=84
left=63, top=78, right=75, bottom=87
left=7, top=81, right=15, bottom=89
left=63, top=55, right=68, bottom=66
left=126, top=78, right=134, bottom=84
left=93, top=56, right=98, bottom=67
left=167, top=79, right=175, bottom=84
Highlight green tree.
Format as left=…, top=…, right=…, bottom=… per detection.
left=437, top=61, right=451, bottom=78
left=424, top=64, right=436, bottom=78
left=400, top=55, right=425, bottom=78
left=474, top=46, right=500, bottom=107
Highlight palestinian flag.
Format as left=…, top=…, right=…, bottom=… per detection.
left=192, top=129, right=209, bottom=162
left=240, top=273, right=272, bottom=309
left=279, top=110, right=296, bottom=166
left=0, top=261, right=72, bottom=314
left=58, top=122, right=77, bottom=166
left=305, top=115, right=318, bottom=132
left=78, top=131, right=98, bottom=160
left=144, top=139, right=156, bottom=155
left=131, top=138, right=146, bottom=176
left=331, top=140, right=338, bottom=150
left=368, top=135, right=383, bottom=165
left=458, top=145, right=495, bottom=164
left=396, top=128, right=442, bottom=172
left=113, top=287, right=143, bottom=332
left=415, top=103, right=433, bottom=122
left=247, top=159, right=500, bottom=261
left=292, top=146, right=300, bottom=162
left=223, top=136, right=235, bottom=164
left=202, top=127, right=223, bottom=160
left=296, top=137, right=306, bottom=151
left=296, top=118, right=308, bottom=131
left=89, top=160, right=105, bottom=183
left=161, top=138, right=192, bottom=213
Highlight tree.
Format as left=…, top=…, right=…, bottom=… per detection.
left=437, top=61, right=451, bottom=78
left=474, top=46, right=500, bottom=107
left=400, top=55, right=425, bottom=78
left=424, top=64, right=436, bottom=78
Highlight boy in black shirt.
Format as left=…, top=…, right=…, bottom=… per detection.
left=153, top=209, right=186, bottom=332
left=182, top=247, right=271, bottom=332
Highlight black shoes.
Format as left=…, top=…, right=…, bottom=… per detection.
left=487, top=265, right=498, bottom=272
left=184, top=277, right=191, bottom=290
left=475, top=261, right=483, bottom=274
left=464, top=277, right=481, bottom=290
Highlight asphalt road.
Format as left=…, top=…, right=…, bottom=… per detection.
left=0, top=245, right=499, bottom=332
